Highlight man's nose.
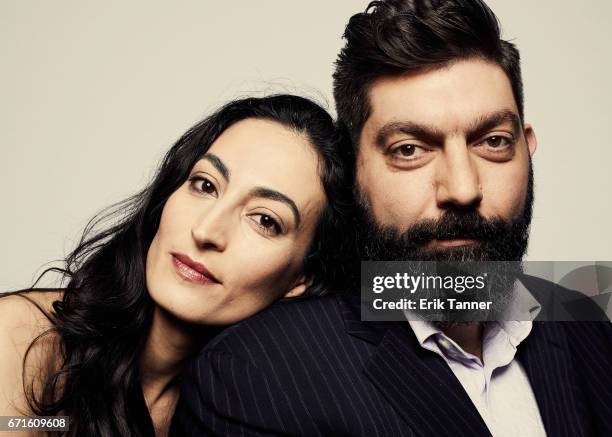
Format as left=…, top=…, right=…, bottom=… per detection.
left=435, top=142, right=483, bottom=210
left=191, top=204, right=230, bottom=251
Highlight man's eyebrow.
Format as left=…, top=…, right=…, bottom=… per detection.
left=465, top=110, right=522, bottom=143
left=249, top=187, right=301, bottom=228
left=374, top=110, right=522, bottom=148
left=375, top=121, right=446, bottom=148
left=200, top=153, right=230, bottom=181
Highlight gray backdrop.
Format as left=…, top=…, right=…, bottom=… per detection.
left=1, top=0, right=611, bottom=290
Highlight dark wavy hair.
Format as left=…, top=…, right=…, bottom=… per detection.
left=5, top=94, right=351, bottom=436
left=333, top=0, right=524, bottom=147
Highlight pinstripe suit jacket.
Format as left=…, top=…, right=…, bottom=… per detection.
left=172, top=291, right=612, bottom=436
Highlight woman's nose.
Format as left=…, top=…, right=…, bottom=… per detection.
left=191, top=206, right=229, bottom=251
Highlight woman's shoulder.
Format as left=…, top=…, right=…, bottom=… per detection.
left=0, top=289, right=62, bottom=332
left=0, top=289, right=63, bottom=416
left=0, top=289, right=63, bottom=360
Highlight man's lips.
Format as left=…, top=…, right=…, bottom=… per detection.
left=171, top=253, right=220, bottom=285
left=427, top=238, right=476, bottom=248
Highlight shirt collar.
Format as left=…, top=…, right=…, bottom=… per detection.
left=408, top=318, right=441, bottom=346
left=404, top=277, right=542, bottom=325
left=500, top=277, right=542, bottom=321
left=407, top=278, right=539, bottom=353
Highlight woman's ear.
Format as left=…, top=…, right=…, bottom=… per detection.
left=283, top=275, right=310, bottom=298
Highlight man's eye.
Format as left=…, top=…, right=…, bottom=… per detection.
left=251, top=214, right=282, bottom=236
left=390, top=144, right=427, bottom=159
left=484, top=136, right=512, bottom=149
left=189, top=176, right=218, bottom=196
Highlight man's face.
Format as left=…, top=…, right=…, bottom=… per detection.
left=356, top=58, right=537, bottom=261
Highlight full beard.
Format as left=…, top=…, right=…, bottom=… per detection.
left=355, top=163, right=534, bottom=321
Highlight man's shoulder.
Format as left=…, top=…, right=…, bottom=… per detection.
left=529, top=320, right=611, bottom=363
left=520, top=273, right=582, bottom=299
left=209, top=293, right=349, bottom=346
left=556, top=320, right=612, bottom=344
left=205, top=293, right=358, bottom=362
left=520, top=274, right=609, bottom=321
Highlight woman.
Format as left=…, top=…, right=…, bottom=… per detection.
left=0, top=95, right=351, bottom=436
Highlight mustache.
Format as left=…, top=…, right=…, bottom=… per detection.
left=401, top=210, right=513, bottom=245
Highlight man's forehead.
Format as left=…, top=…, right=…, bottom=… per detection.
left=364, top=59, right=519, bottom=136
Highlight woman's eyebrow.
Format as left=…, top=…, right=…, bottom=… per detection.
left=249, top=187, right=301, bottom=228
left=200, top=153, right=230, bottom=181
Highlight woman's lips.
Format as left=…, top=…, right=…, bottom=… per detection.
left=171, top=253, right=219, bottom=285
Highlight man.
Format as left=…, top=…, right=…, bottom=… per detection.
left=172, top=1, right=612, bottom=435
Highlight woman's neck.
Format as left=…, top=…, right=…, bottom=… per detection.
left=139, top=307, right=191, bottom=404
left=138, top=306, right=219, bottom=429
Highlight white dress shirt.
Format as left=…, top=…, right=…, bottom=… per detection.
left=407, top=320, right=547, bottom=437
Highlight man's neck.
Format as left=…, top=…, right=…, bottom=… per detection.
left=439, top=322, right=484, bottom=360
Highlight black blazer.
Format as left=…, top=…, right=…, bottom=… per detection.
left=171, top=289, right=612, bottom=436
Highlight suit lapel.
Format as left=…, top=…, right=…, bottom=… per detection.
left=518, top=322, right=585, bottom=436
left=338, top=295, right=491, bottom=436
left=363, top=326, right=492, bottom=435
left=339, top=284, right=587, bottom=436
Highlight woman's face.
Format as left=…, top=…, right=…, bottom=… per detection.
left=146, top=118, right=326, bottom=325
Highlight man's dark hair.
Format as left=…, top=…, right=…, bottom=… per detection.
left=333, top=0, right=524, bottom=146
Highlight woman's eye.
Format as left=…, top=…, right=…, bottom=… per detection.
left=189, top=176, right=218, bottom=197
left=251, top=214, right=282, bottom=236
